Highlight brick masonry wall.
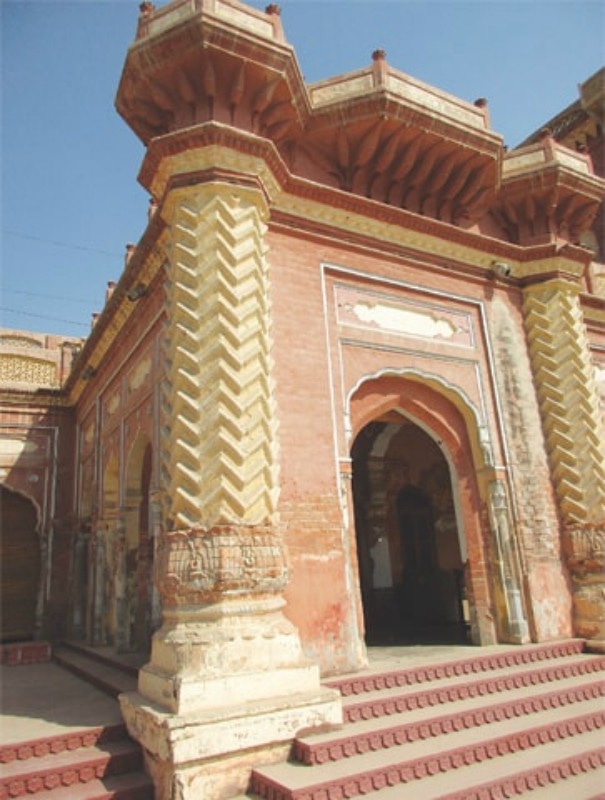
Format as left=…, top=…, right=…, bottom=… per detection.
left=269, top=230, right=353, bottom=672
left=268, top=228, right=495, bottom=665
left=486, top=296, right=572, bottom=639
left=268, top=224, right=574, bottom=663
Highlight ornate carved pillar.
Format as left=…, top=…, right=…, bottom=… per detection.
left=522, top=276, right=605, bottom=646
left=90, top=523, right=107, bottom=645
left=120, top=178, right=341, bottom=800
left=148, top=488, right=162, bottom=633
left=113, top=512, right=128, bottom=653
left=71, top=530, right=89, bottom=639
left=487, top=480, right=530, bottom=643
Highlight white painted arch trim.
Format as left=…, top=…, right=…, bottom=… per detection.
left=344, top=366, right=493, bottom=468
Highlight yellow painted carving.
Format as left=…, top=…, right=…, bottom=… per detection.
left=128, top=356, right=151, bottom=393
left=0, top=355, right=56, bottom=386
left=162, top=182, right=279, bottom=530
left=523, top=279, right=605, bottom=524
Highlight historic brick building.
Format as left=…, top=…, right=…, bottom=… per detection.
left=1, top=1, right=603, bottom=797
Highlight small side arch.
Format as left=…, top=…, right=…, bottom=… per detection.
left=0, top=484, right=42, bottom=642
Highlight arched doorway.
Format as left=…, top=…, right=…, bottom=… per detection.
left=352, top=418, right=468, bottom=645
left=0, top=486, right=40, bottom=642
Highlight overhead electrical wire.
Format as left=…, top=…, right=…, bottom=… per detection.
left=2, top=229, right=122, bottom=259
left=3, top=288, right=96, bottom=305
left=0, top=307, right=90, bottom=329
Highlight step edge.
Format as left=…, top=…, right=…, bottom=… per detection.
left=326, top=640, right=587, bottom=695
left=0, top=724, right=127, bottom=765
left=9, top=770, right=154, bottom=800
left=250, top=710, right=605, bottom=791
left=340, top=656, right=605, bottom=720
left=294, top=681, right=605, bottom=764
left=58, top=643, right=141, bottom=679
left=432, top=747, right=605, bottom=800
left=52, top=655, right=136, bottom=699
left=0, top=740, right=143, bottom=784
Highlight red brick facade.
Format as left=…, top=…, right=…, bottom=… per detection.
left=1, top=1, right=603, bottom=680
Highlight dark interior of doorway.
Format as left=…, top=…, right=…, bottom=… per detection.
left=352, top=419, right=470, bottom=647
left=1, top=486, right=40, bottom=643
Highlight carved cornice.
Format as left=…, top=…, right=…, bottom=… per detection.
left=493, top=132, right=605, bottom=247
left=118, top=0, right=501, bottom=229
left=64, top=214, right=168, bottom=404
left=142, top=123, right=595, bottom=281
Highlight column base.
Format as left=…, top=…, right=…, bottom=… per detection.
left=120, top=595, right=343, bottom=799
left=120, top=684, right=342, bottom=800
left=572, top=578, right=605, bottom=643
left=137, top=599, right=332, bottom=714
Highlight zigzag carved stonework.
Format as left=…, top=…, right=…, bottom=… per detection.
left=522, top=281, right=605, bottom=525
left=161, top=182, right=279, bottom=532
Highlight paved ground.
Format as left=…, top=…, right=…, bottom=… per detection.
left=337, top=641, right=508, bottom=679
left=0, top=642, right=500, bottom=746
left=0, top=661, right=123, bottom=745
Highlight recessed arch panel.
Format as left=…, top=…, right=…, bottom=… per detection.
left=0, top=485, right=41, bottom=642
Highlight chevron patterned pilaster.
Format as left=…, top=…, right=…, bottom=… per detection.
left=123, top=179, right=342, bottom=728
left=121, top=181, right=342, bottom=795
left=162, top=182, right=279, bottom=532
left=522, top=278, right=605, bottom=642
left=523, top=280, right=605, bottom=524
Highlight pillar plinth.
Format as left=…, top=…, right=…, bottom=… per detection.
left=119, top=178, right=342, bottom=799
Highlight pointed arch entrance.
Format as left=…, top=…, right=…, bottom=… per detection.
left=348, top=372, right=500, bottom=647
left=0, top=486, right=40, bottom=642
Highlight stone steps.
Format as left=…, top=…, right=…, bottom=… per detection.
left=248, top=640, right=605, bottom=799
left=339, top=653, right=603, bottom=722
left=0, top=645, right=153, bottom=799
left=295, top=669, right=604, bottom=766
left=0, top=728, right=152, bottom=799
left=332, top=735, right=605, bottom=799
left=53, top=643, right=139, bottom=699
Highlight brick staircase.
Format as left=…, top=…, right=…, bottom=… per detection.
left=0, top=643, right=153, bottom=800
left=248, top=640, right=605, bottom=799
left=53, top=641, right=142, bottom=699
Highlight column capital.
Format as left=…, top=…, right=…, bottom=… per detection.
left=139, top=122, right=284, bottom=204
left=156, top=525, right=289, bottom=608
left=517, top=248, right=588, bottom=288
left=160, top=169, right=271, bottom=227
